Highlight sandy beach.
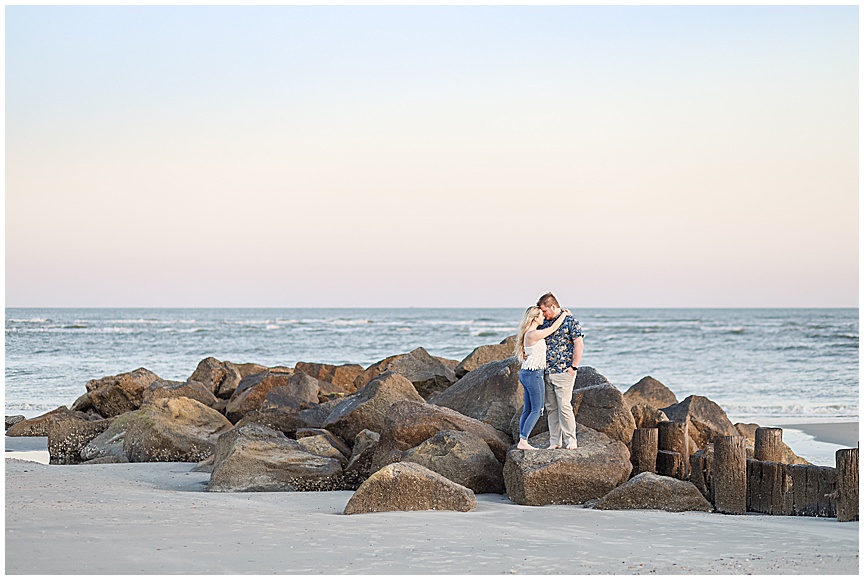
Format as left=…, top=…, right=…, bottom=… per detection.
left=6, top=442, right=859, bottom=575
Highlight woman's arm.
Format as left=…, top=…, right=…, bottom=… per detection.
left=526, top=309, right=571, bottom=341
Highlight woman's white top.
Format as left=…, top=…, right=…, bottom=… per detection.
left=521, top=340, right=547, bottom=370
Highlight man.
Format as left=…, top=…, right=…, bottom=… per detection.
left=536, top=292, right=584, bottom=450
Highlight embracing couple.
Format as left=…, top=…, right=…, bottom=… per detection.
left=514, top=292, right=584, bottom=451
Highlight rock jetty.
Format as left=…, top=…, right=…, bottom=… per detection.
left=9, top=339, right=837, bottom=520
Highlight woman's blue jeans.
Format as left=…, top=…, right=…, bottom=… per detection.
left=518, top=368, right=545, bottom=440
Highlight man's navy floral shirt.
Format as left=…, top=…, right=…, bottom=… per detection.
left=538, top=313, right=584, bottom=374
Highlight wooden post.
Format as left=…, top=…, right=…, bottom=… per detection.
left=658, top=421, right=689, bottom=479
left=657, top=450, right=684, bottom=479
left=690, top=446, right=713, bottom=503
left=747, top=459, right=792, bottom=515
left=787, top=464, right=837, bottom=517
left=755, top=427, right=784, bottom=462
left=836, top=448, right=859, bottom=522
left=630, top=428, right=658, bottom=476
left=713, top=435, right=747, bottom=514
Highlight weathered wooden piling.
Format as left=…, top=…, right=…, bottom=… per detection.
left=713, top=435, right=747, bottom=514
left=657, top=421, right=689, bottom=479
left=835, top=448, right=859, bottom=522
left=657, top=450, right=685, bottom=479
left=754, top=427, right=784, bottom=462
left=689, top=445, right=713, bottom=502
left=746, top=459, right=792, bottom=515
left=786, top=463, right=836, bottom=517
left=630, top=427, right=658, bottom=476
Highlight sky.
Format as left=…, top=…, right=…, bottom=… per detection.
left=5, top=5, right=859, bottom=308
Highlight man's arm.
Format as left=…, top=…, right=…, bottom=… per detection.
left=571, top=336, right=584, bottom=368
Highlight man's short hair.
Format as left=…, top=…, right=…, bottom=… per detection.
left=537, top=292, right=559, bottom=308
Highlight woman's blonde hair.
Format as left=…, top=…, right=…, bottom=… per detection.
left=515, top=306, right=543, bottom=362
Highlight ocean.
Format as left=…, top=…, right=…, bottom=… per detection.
left=4, top=308, right=859, bottom=424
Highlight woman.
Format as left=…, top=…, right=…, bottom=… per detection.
left=514, top=306, right=570, bottom=450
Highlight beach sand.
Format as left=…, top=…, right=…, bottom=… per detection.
left=5, top=457, right=859, bottom=575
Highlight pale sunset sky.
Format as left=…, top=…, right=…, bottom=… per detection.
left=5, top=5, right=859, bottom=308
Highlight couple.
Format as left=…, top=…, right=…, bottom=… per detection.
left=515, top=292, right=584, bottom=450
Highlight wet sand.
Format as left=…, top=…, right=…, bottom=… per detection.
left=780, top=422, right=859, bottom=448
left=5, top=460, right=858, bottom=575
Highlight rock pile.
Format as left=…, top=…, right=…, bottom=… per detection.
left=6, top=338, right=813, bottom=516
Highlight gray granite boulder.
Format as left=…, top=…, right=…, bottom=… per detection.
left=80, top=368, right=162, bottom=418
left=503, top=424, right=632, bottom=506
left=294, top=362, right=363, bottom=393
left=353, top=347, right=457, bottom=399
left=5, top=415, right=26, bottom=431
left=208, top=423, right=343, bottom=492
left=188, top=357, right=243, bottom=399
left=623, top=376, right=679, bottom=409
left=344, top=461, right=477, bottom=514
left=572, top=383, right=637, bottom=445
left=296, top=434, right=349, bottom=467
left=429, top=357, right=522, bottom=433
left=378, top=399, right=511, bottom=463
left=225, top=370, right=296, bottom=423
left=80, top=411, right=140, bottom=462
left=123, top=397, right=233, bottom=462
left=454, top=335, right=517, bottom=378
left=662, top=395, right=736, bottom=450
left=260, top=371, right=321, bottom=412
left=295, top=428, right=352, bottom=458
left=143, top=379, right=218, bottom=408
left=402, top=430, right=504, bottom=494
left=591, top=471, right=713, bottom=512
left=6, top=407, right=95, bottom=437
left=343, top=429, right=382, bottom=488
left=323, top=372, right=425, bottom=444
left=574, top=367, right=615, bottom=391
left=47, top=416, right=111, bottom=465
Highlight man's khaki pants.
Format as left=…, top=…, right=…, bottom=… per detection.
left=544, top=371, right=577, bottom=447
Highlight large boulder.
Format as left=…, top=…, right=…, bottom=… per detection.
left=503, top=424, right=632, bottom=506
left=591, top=472, right=713, bottom=512
left=294, top=362, right=363, bottom=393
left=661, top=395, right=736, bottom=450
left=429, top=357, right=522, bottom=433
left=296, top=434, right=350, bottom=467
left=82, top=368, right=162, bottom=418
left=402, top=430, right=504, bottom=494
left=323, top=372, right=424, bottom=444
left=734, top=423, right=810, bottom=465
left=630, top=403, right=669, bottom=430
left=5, top=407, right=94, bottom=437
left=234, top=408, right=311, bottom=436
left=574, top=367, right=615, bottom=391
left=295, top=428, right=352, bottom=458
left=208, top=423, right=343, bottom=492
left=344, top=462, right=477, bottom=514
left=260, top=372, right=321, bottom=412
left=454, top=335, right=517, bottom=378
left=80, top=411, right=140, bottom=462
left=188, top=357, right=243, bottom=399
left=343, top=429, right=382, bottom=488
left=47, top=416, right=111, bottom=465
left=143, top=379, right=218, bottom=408
left=123, top=397, right=233, bottom=462
left=353, top=347, right=457, bottom=399
left=225, top=370, right=296, bottom=423
left=379, top=400, right=511, bottom=463
left=571, top=384, right=637, bottom=445
left=5, top=415, right=26, bottom=431
left=623, top=376, right=679, bottom=409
